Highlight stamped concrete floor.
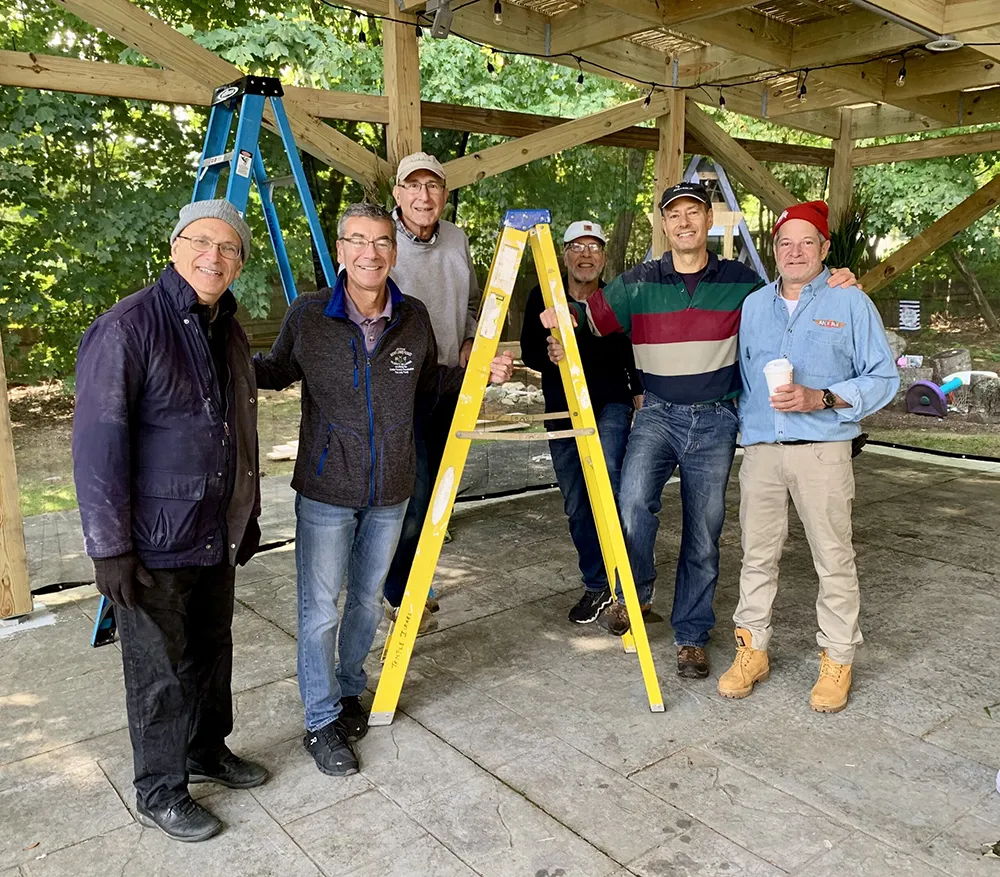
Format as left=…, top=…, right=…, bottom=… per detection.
left=3, top=449, right=1000, bottom=876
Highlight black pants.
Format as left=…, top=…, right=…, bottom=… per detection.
left=117, top=562, right=236, bottom=809
left=383, top=392, right=459, bottom=607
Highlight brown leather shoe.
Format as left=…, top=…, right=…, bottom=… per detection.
left=677, top=645, right=709, bottom=678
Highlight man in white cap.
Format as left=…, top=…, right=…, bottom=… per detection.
left=73, top=199, right=267, bottom=843
left=520, top=221, right=642, bottom=624
left=383, top=152, right=481, bottom=624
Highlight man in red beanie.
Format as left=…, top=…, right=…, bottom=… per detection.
left=718, top=200, right=898, bottom=712
left=540, top=184, right=859, bottom=680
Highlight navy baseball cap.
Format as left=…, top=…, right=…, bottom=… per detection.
left=659, top=182, right=711, bottom=212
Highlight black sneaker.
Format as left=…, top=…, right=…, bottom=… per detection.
left=136, top=795, right=222, bottom=843
left=568, top=587, right=613, bottom=624
left=304, top=723, right=359, bottom=777
left=335, top=695, right=369, bottom=742
left=188, top=749, right=268, bottom=789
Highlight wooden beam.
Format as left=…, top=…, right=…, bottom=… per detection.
left=0, top=52, right=838, bottom=164
left=828, top=108, right=854, bottom=230
left=589, top=0, right=756, bottom=29
left=944, top=0, right=1000, bottom=33
left=853, top=128, right=1000, bottom=165
left=684, top=101, right=796, bottom=214
left=851, top=103, right=947, bottom=138
left=790, top=11, right=922, bottom=67
left=838, top=0, right=945, bottom=33
left=547, top=6, right=651, bottom=55
left=383, top=2, right=421, bottom=166
left=441, top=90, right=675, bottom=189
left=859, top=172, right=1000, bottom=293
left=892, top=47, right=1000, bottom=99
left=53, top=0, right=389, bottom=183
left=653, top=90, right=687, bottom=258
left=0, top=332, right=32, bottom=620
left=679, top=10, right=792, bottom=69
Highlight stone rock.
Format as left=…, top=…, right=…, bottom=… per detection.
left=970, top=374, right=1000, bottom=418
left=928, top=347, right=972, bottom=384
left=885, top=329, right=906, bottom=361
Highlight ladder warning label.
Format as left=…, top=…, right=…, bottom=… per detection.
left=236, top=149, right=253, bottom=178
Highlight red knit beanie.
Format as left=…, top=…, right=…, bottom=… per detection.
left=772, top=201, right=830, bottom=240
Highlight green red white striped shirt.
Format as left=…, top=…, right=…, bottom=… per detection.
left=586, top=252, right=764, bottom=405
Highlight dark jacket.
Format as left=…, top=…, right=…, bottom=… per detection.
left=72, top=264, right=260, bottom=569
left=520, top=282, right=641, bottom=420
left=253, top=273, right=449, bottom=509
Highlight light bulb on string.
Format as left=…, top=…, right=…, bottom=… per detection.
left=896, top=57, right=907, bottom=87
left=718, top=88, right=726, bottom=109
left=493, top=0, right=502, bottom=25
left=415, top=23, right=422, bottom=37
left=643, top=87, right=653, bottom=106
left=797, top=70, right=809, bottom=102
left=487, top=59, right=495, bottom=74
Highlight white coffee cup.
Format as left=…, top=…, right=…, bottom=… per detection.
left=763, top=358, right=793, bottom=396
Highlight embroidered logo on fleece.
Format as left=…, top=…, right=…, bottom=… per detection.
left=388, top=347, right=414, bottom=375
left=813, top=319, right=846, bottom=329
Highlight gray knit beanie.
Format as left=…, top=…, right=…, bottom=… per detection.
left=170, top=199, right=252, bottom=262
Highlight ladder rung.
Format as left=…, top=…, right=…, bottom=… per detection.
left=491, top=411, right=571, bottom=422
left=264, top=174, right=296, bottom=189
left=455, top=427, right=594, bottom=441
left=200, top=152, right=234, bottom=168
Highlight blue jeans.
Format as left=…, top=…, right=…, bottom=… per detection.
left=549, top=402, right=632, bottom=591
left=295, top=493, right=408, bottom=731
left=618, top=394, right=739, bottom=647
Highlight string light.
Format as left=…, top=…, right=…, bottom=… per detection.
left=896, top=53, right=907, bottom=87
left=487, top=58, right=495, bottom=74
left=316, top=0, right=977, bottom=102
left=415, top=23, right=422, bottom=37
left=718, top=88, right=726, bottom=109
left=493, top=0, right=502, bottom=25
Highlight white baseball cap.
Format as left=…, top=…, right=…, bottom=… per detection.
left=395, top=152, right=446, bottom=184
left=563, top=220, right=607, bottom=245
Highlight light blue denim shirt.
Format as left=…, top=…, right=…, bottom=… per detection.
left=738, top=267, right=899, bottom=446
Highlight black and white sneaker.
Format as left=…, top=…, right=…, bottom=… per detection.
left=303, top=723, right=359, bottom=777
left=568, top=586, right=613, bottom=624
left=335, top=695, right=369, bottom=742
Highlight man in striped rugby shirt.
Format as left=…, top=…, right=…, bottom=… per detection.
left=541, top=182, right=856, bottom=678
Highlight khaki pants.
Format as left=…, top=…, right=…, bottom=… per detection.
left=734, top=441, right=861, bottom=664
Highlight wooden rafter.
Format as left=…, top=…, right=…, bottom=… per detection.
left=441, top=90, right=677, bottom=189
left=853, top=129, right=1000, bottom=165
left=859, top=171, right=1000, bottom=294
left=944, top=0, right=1000, bottom=33
left=52, top=0, right=390, bottom=183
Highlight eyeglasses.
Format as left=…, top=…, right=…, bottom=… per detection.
left=565, top=242, right=605, bottom=254
left=399, top=180, right=445, bottom=194
left=338, top=236, right=396, bottom=253
left=176, top=235, right=242, bottom=260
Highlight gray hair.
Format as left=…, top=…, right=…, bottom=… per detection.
left=337, top=203, right=396, bottom=244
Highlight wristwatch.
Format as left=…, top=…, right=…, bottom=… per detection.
left=821, top=389, right=837, bottom=409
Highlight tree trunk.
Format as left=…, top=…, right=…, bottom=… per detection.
left=928, top=347, right=972, bottom=384
left=950, top=249, right=1000, bottom=331
left=603, top=148, right=647, bottom=280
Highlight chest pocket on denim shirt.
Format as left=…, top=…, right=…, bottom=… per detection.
left=803, top=325, right=852, bottom=378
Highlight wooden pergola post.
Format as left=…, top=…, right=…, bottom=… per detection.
left=384, top=1, right=421, bottom=167
left=652, top=89, right=686, bottom=259
left=0, top=335, right=32, bottom=619
left=828, top=107, right=854, bottom=230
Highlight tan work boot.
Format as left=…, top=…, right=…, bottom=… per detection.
left=717, top=628, right=770, bottom=698
left=810, top=651, right=852, bottom=713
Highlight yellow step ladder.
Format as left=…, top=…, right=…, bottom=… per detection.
left=369, top=210, right=664, bottom=725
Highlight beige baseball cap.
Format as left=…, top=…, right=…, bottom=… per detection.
left=563, top=220, right=607, bottom=245
left=395, top=152, right=446, bottom=184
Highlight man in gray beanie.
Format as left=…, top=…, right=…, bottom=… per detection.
left=73, top=198, right=266, bottom=843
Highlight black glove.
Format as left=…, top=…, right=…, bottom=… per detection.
left=93, top=552, right=155, bottom=610
left=235, top=518, right=261, bottom=567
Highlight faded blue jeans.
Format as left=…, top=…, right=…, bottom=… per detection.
left=295, top=493, right=408, bottom=731
left=549, top=402, right=633, bottom=591
left=618, top=393, right=739, bottom=647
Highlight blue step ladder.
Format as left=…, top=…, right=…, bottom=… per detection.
left=91, top=75, right=336, bottom=646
